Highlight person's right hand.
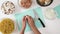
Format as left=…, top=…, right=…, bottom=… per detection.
left=26, top=15, right=35, bottom=27
left=26, top=15, right=41, bottom=34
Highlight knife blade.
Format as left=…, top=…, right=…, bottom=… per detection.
left=33, top=9, right=45, bottom=27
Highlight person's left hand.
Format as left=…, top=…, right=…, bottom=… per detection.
left=22, top=16, right=26, bottom=30
left=20, top=16, right=26, bottom=34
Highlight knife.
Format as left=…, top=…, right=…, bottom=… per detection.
left=33, top=9, right=45, bottom=27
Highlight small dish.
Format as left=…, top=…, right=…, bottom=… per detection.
left=18, top=0, right=32, bottom=8
left=44, top=8, right=57, bottom=20
left=36, top=0, right=53, bottom=7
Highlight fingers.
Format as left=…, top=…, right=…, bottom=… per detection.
left=26, top=15, right=32, bottom=20
left=22, top=16, right=26, bottom=29
left=22, top=16, right=26, bottom=22
left=22, top=15, right=33, bottom=22
left=26, top=15, right=34, bottom=23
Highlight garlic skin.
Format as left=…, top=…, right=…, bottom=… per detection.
left=1, top=1, right=15, bottom=15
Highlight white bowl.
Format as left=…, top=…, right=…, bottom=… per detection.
left=44, top=8, right=57, bottom=20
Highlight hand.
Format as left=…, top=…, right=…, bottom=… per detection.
left=22, top=16, right=26, bottom=30
left=20, top=16, right=26, bottom=34
left=26, top=15, right=35, bottom=27
left=26, top=15, right=41, bottom=34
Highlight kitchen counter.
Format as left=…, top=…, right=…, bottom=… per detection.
left=0, top=0, right=60, bottom=34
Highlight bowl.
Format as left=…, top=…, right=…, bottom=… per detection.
left=1, top=1, right=15, bottom=15
left=0, top=18, right=17, bottom=34
left=36, top=0, right=53, bottom=7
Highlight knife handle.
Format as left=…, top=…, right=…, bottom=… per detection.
left=38, top=18, right=45, bottom=27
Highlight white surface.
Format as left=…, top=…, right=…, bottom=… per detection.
left=0, top=0, right=60, bottom=34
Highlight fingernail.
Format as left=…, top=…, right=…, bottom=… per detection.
left=26, top=16, right=28, bottom=18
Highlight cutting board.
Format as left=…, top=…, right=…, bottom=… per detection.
left=14, top=7, right=45, bottom=32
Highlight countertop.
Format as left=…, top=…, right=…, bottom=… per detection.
left=0, top=0, right=60, bottom=34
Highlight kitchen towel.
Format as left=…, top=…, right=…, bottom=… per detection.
left=54, top=5, right=60, bottom=18
left=14, top=7, right=45, bottom=32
